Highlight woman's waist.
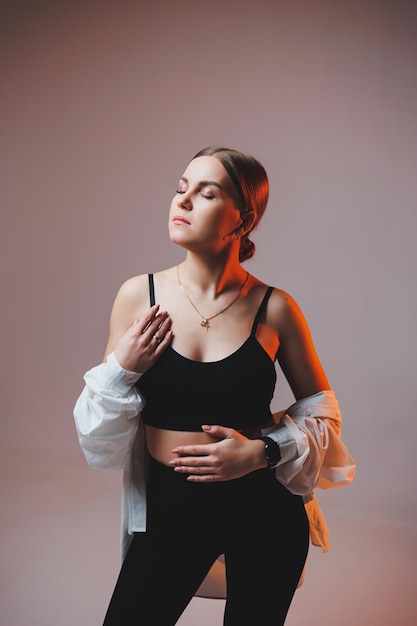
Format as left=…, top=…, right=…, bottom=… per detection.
left=144, top=420, right=274, bottom=466
left=145, top=426, right=218, bottom=466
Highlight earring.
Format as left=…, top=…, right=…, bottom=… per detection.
left=223, top=226, right=243, bottom=241
left=235, top=226, right=244, bottom=240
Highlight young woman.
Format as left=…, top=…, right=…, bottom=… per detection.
left=74, top=146, right=355, bottom=625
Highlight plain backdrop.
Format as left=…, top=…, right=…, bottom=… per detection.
left=1, top=1, right=416, bottom=624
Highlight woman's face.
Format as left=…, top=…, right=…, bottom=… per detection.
left=168, top=156, right=242, bottom=254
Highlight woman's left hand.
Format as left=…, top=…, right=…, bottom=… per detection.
left=169, top=425, right=267, bottom=481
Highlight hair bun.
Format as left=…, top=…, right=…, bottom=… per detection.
left=239, top=236, right=255, bottom=262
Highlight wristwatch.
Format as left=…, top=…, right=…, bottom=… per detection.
left=260, top=436, right=281, bottom=469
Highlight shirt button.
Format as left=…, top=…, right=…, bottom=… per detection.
left=306, top=409, right=312, bottom=416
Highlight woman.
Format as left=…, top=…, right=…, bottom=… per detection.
left=74, top=146, right=355, bottom=625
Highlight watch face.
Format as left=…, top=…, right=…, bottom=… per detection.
left=264, top=438, right=281, bottom=466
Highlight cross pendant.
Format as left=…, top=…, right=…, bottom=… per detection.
left=201, top=319, right=210, bottom=331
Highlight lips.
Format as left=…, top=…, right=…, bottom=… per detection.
left=172, top=215, right=191, bottom=225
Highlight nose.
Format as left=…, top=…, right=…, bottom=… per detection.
left=177, top=190, right=192, bottom=210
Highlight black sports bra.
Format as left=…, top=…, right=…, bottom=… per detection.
left=138, top=274, right=277, bottom=431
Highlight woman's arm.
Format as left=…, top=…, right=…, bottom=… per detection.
left=73, top=275, right=173, bottom=469
left=265, top=390, right=355, bottom=494
left=274, top=288, right=329, bottom=400
left=73, top=352, right=144, bottom=469
left=264, top=291, right=354, bottom=493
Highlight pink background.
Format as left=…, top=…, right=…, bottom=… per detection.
left=1, top=0, right=416, bottom=624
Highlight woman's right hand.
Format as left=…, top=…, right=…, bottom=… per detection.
left=113, top=305, right=173, bottom=373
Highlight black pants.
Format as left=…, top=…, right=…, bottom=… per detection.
left=103, top=456, right=309, bottom=626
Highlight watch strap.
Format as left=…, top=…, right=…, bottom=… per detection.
left=260, top=436, right=281, bottom=469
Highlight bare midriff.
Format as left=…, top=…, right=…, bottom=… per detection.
left=144, top=426, right=221, bottom=465
left=144, top=420, right=275, bottom=466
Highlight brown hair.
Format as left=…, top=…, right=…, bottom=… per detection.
left=191, top=146, right=269, bottom=262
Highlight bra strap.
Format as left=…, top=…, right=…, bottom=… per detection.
left=148, top=274, right=155, bottom=306
left=251, top=286, right=274, bottom=335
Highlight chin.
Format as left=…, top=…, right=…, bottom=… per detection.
left=169, top=232, right=189, bottom=250
left=169, top=226, right=189, bottom=243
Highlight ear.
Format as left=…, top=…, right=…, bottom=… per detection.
left=239, top=211, right=256, bottom=236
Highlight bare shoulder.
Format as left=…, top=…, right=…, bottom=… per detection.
left=111, top=266, right=175, bottom=320
left=113, top=274, right=150, bottom=315
left=267, top=286, right=329, bottom=396
left=266, top=287, right=306, bottom=331
left=103, top=273, right=153, bottom=358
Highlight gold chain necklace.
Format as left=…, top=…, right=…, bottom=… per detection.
left=176, top=265, right=249, bottom=331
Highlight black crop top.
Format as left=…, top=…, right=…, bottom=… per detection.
left=138, top=274, right=277, bottom=431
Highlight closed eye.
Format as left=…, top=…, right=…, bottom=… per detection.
left=176, top=189, right=214, bottom=199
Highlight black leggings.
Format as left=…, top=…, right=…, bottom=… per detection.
left=103, top=456, right=309, bottom=626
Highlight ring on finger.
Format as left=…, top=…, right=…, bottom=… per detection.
left=152, top=333, right=161, bottom=343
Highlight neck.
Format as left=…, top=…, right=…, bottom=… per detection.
left=179, top=255, right=247, bottom=296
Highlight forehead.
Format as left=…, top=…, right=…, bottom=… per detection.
left=183, top=156, right=232, bottom=189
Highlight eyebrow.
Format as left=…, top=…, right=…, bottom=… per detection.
left=180, top=176, right=224, bottom=191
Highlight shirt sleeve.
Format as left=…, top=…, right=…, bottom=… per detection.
left=261, top=390, right=356, bottom=496
left=73, top=351, right=145, bottom=470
